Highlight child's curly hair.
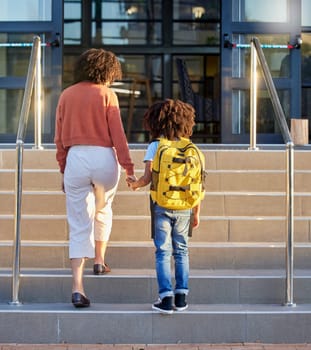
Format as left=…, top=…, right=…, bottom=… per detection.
left=73, top=48, right=122, bottom=84
left=143, top=99, right=196, bottom=140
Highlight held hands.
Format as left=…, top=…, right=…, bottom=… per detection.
left=126, top=175, right=140, bottom=191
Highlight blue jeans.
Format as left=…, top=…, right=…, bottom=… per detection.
left=152, top=202, right=191, bottom=300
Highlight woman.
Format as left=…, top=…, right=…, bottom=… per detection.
left=54, top=48, right=135, bottom=308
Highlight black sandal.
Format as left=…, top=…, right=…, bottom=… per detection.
left=93, top=263, right=111, bottom=275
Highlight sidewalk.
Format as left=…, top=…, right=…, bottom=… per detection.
left=1, top=344, right=311, bottom=350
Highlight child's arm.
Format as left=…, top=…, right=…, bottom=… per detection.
left=192, top=202, right=201, bottom=229
left=127, top=161, right=152, bottom=190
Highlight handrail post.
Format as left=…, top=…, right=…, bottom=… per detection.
left=285, top=141, right=296, bottom=306
left=9, top=35, right=41, bottom=305
left=249, top=40, right=259, bottom=150
left=10, top=140, right=24, bottom=305
left=250, top=37, right=296, bottom=306
left=33, top=37, right=44, bottom=150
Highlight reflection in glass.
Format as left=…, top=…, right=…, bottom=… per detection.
left=64, top=22, right=81, bottom=45
left=172, top=54, right=220, bottom=142
left=98, top=0, right=162, bottom=20
left=64, top=52, right=163, bottom=143
left=173, top=0, right=220, bottom=20
left=232, top=0, right=287, bottom=22
left=64, top=0, right=82, bottom=45
left=0, top=0, right=51, bottom=21
left=0, top=33, right=35, bottom=77
left=302, top=0, right=311, bottom=26
left=302, top=88, right=311, bottom=122
left=63, top=55, right=78, bottom=88
left=173, top=22, right=220, bottom=45
left=232, top=90, right=245, bottom=134
left=232, top=89, right=289, bottom=135
left=173, top=0, right=220, bottom=46
left=232, top=34, right=290, bottom=78
left=173, top=55, right=204, bottom=90
left=0, top=89, right=34, bottom=135
left=118, top=55, right=163, bottom=142
left=302, top=34, right=311, bottom=133
left=93, top=22, right=161, bottom=45
left=91, top=0, right=162, bottom=45
left=302, top=34, right=311, bottom=83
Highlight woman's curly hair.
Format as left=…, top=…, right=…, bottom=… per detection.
left=143, top=99, right=195, bottom=140
left=73, top=48, right=122, bottom=84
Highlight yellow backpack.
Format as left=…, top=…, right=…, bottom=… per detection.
left=150, top=137, right=206, bottom=210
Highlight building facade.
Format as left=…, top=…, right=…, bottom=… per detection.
left=0, top=0, right=310, bottom=144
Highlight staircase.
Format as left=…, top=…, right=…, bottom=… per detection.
left=1, top=145, right=311, bottom=344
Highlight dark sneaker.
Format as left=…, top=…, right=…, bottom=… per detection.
left=152, top=296, right=174, bottom=314
left=174, top=293, right=188, bottom=311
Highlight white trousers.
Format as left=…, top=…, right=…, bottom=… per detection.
left=64, top=146, right=120, bottom=259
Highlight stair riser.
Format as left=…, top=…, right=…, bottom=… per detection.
left=3, top=170, right=311, bottom=193
left=0, top=275, right=310, bottom=304
left=3, top=192, right=311, bottom=216
left=0, top=149, right=285, bottom=170
left=0, top=308, right=310, bottom=344
left=0, top=171, right=62, bottom=191
left=2, top=148, right=311, bottom=169
left=1, top=217, right=310, bottom=242
left=1, top=246, right=310, bottom=269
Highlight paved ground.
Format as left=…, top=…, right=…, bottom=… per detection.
left=0, top=344, right=311, bottom=350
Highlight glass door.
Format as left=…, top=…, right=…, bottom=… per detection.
left=0, top=0, right=62, bottom=143
left=221, top=0, right=302, bottom=144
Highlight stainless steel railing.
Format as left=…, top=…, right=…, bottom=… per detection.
left=10, top=35, right=42, bottom=305
left=250, top=37, right=295, bottom=306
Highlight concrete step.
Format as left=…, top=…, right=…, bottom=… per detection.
left=2, top=190, right=311, bottom=216
left=0, top=302, right=310, bottom=344
left=1, top=214, right=310, bottom=242
left=2, top=167, right=311, bottom=192
left=1, top=242, right=311, bottom=269
left=1, top=147, right=310, bottom=345
left=1, top=148, right=311, bottom=170
left=0, top=148, right=147, bottom=170
left=0, top=169, right=62, bottom=190
left=0, top=168, right=288, bottom=192
left=1, top=269, right=310, bottom=305
left=2, top=168, right=311, bottom=192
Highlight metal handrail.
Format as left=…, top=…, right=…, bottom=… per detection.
left=250, top=37, right=295, bottom=306
left=10, top=35, right=42, bottom=305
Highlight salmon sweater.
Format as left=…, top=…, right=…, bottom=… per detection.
left=54, top=81, right=134, bottom=175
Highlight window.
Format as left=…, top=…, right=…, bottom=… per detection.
left=232, top=34, right=291, bottom=78
left=232, top=89, right=289, bottom=135
left=302, top=0, right=311, bottom=26
left=232, top=0, right=287, bottom=23
left=301, top=33, right=311, bottom=120
left=0, top=34, right=35, bottom=77
left=173, top=0, right=220, bottom=45
left=0, top=0, right=52, bottom=21
left=230, top=33, right=291, bottom=136
left=302, top=34, right=311, bottom=83
left=63, top=0, right=221, bottom=143
left=91, top=0, right=162, bottom=45
left=64, top=0, right=82, bottom=45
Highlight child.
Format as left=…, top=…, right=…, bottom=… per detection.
left=127, top=99, right=202, bottom=314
